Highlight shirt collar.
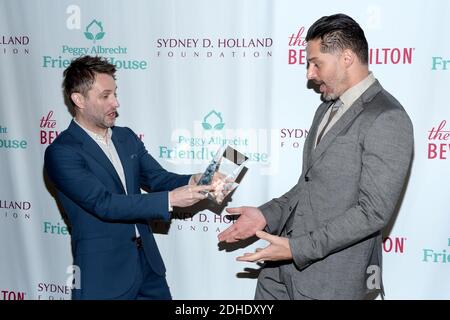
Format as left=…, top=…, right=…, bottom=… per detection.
left=339, top=72, right=376, bottom=107
left=73, top=118, right=112, bottom=144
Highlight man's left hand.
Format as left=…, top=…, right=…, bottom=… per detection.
left=190, top=172, right=230, bottom=203
left=236, top=231, right=293, bottom=262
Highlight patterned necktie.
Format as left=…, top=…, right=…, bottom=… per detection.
left=316, top=99, right=342, bottom=146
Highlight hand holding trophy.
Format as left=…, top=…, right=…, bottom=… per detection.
left=197, top=145, right=248, bottom=205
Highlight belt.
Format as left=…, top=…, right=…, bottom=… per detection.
left=132, top=236, right=143, bottom=249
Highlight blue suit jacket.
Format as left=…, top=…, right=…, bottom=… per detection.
left=44, top=120, right=190, bottom=299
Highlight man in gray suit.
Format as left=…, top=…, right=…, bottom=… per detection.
left=218, top=13, right=414, bottom=300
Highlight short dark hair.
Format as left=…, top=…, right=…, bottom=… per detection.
left=62, top=55, right=116, bottom=114
left=306, top=13, right=368, bottom=65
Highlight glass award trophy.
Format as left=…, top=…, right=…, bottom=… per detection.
left=197, top=145, right=248, bottom=204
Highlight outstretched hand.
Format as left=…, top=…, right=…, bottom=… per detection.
left=217, top=206, right=267, bottom=243
left=236, top=231, right=293, bottom=262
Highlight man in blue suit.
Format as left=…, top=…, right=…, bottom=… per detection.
left=45, top=55, right=216, bottom=300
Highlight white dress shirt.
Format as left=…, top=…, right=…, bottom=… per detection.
left=314, top=72, right=376, bottom=148
left=73, top=119, right=140, bottom=237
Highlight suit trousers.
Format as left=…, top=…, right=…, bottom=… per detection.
left=255, top=212, right=316, bottom=300
left=113, top=245, right=172, bottom=300
left=255, top=263, right=315, bottom=300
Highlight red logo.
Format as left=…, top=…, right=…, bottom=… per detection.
left=369, top=48, right=414, bottom=65
left=1, top=289, right=26, bottom=300
left=40, top=110, right=59, bottom=145
left=383, top=236, right=407, bottom=254
left=287, top=27, right=307, bottom=65
left=427, top=120, right=450, bottom=159
left=287, top=25, right=414, bottom=66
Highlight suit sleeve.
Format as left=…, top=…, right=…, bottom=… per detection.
left=289, top=108, right=414, bottom=269
left=258, top=183, right=300, bottom=234
left=125, top=128, right=191, bottom=191
left=45, top=142, right=176, bottom=222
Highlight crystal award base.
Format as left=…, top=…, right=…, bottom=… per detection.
left=197, top=145, right=248, bottom=204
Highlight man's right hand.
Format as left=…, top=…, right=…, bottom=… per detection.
left=169, top=185, right=213, bottom=208
left=217, top=206, right=267, bottom=243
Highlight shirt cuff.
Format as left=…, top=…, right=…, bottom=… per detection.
left=168, top=193, right=173, bottom=212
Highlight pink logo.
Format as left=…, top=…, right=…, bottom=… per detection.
left=383, top=236, right=407, bottom=254
left=427, top=120, right=450, bottom=159
left=40, top=110, right=59, bottom=145
left=368, top=48, right=414, bottom=65
left=1, top=290, right=26, bottom=300
left=287, top=27, right=307, bottom=65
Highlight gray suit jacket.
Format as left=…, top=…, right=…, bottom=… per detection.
left=259, top=80, right=414, bottom=299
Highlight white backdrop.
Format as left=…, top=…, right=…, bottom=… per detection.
left=0, top=0, right=449, bottom=300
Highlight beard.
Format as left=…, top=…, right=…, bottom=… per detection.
left=322, top=92, right=338, bottom=101
left=92, top=112, right=118, bottom=130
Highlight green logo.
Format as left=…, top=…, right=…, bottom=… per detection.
left=84, top=19, right=105, bottom=43
left=202, top=110, right=225, bottom=130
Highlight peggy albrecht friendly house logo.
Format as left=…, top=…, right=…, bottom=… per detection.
left=42, top=11, right=148, bottom=70
left=84, top=19, right=106, bottom=43
left=202, top=110, right=225, bottom=130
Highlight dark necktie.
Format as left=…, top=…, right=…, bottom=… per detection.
left=316, top=99, right=342, bottom=146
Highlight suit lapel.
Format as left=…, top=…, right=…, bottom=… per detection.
left=307, top=80, right=383, bottom=170
left=304, top=101, right=331, bottom=170
left=67, top=121, right=126, bottom=193
left=111, top=128, right=135, bottom=195
left=310, top=103, right=364, bottom=165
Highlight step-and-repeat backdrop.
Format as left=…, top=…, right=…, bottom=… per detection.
left=1, top=0, right=449, bottom=300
